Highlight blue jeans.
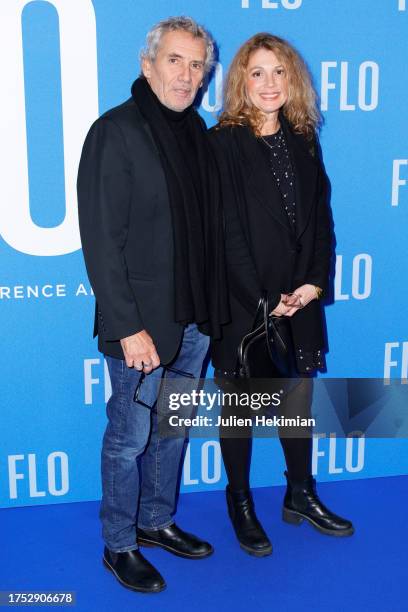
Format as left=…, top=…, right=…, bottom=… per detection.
left=100, top=323, right=209, bottom=552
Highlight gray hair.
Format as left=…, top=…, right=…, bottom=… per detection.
left=140, top=16, right=215, bottom=74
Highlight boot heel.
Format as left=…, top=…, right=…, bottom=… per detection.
left=282, top=507, right=303, bottom=525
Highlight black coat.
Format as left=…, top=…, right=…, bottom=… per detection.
left=77, top=98, right=183, bottom=363
left=209, top=116, right=334, bottom=372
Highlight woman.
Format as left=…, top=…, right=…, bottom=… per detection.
left=210, top=33, right=354, bottom=557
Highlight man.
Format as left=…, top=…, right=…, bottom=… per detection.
left=77, top=16, right=228, bottom=593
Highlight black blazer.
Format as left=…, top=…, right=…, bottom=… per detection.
left=77, top=98, right=183, bottom=363
left=209, top=116, right=334, bottom=372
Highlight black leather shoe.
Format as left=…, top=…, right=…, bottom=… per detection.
left=137, top=524, right=213, bottom=559
left=226, top=486, right=272, bottom=557
left=282, top=471, right=354, bottom=537
left=103, top=547, right=166, bottom=593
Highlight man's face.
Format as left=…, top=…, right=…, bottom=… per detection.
left=142, top=30, right=207, bottom=111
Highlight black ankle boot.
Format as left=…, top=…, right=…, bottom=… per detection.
left=226, top=486, right=272, bottom=556
left=282, top=471, right=354, bottom=536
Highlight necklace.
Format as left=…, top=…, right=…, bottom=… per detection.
left=260, top=128, right=284, bottom=150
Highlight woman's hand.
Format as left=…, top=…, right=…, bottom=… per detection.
left=281, top=284, right=318, bottom=317
left=270, top=294, right=292, bottom=317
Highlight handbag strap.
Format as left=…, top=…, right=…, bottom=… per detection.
left=251, top=290, right=268, bottom=333
left=259, top=291, right=288, bottom=353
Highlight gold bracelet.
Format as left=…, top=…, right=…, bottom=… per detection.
left=314, top=286, right=323, bottom=300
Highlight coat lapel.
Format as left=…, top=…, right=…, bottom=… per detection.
left=233, top=119, right=319, bottom=240
left=279, top=115, right=319, bottom=239
left=233, top=126, right=293, bottom=233
left=129, top=97, right=171, bottom=201
left=131, top=98, right=162, bottom=158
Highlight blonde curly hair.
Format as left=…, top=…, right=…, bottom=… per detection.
left=219, top=33, right=321, bottom=139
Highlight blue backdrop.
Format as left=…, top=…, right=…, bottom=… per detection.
left=1, top=0, right=407, bottom=508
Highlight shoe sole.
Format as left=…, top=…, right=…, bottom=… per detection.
left=282, top=507, right=355, bottom=537
left=239, top=542, right=273, bottom=557
left=102, top=558, right=166, bottom=593
left=137, top=538, right=214, bottom=559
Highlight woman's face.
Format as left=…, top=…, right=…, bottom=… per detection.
left=245, top=48, right=289, bottom=116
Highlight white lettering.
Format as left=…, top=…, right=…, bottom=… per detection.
left=76, top=283, right=87, bottom=296
left=201, top=62, right=223, bottom=113
left=384, top=342, right=408, bottom=379
left=201, top=441, right=221, bottom=484
left=0, top=0, right=98, bottom=255
left=282, top=0, right=302, bottom=7
left=334, top=255, right=349, bottom=300
left=328, top=434, right=343, bottom=474
left=312, top=434, right=365, bottom=474
left=351, top=254, right=372, bottom=300
left=0, top=284, right=67, bottom=299
left=84, top=358, right=100, bottom=405
left=403, top=343, right=408, bottom=382
left=0, top=287, right=11, bottom=299
left=47, top=451, right=69, bottom=495
left=358, top=61, right=379, bottom=111
left=340, top=62, right=355, bottom=111
left=384, top=342, right=401, bottom=378
left=392, top=160, right=408, bottom=206
left=320, top=62, right=337, bottom=112
left=27, top=286, right=39, bottom=298
left=345, top=436, right=365, bottom=472
left=311, top=433, right=326, bottom=474
left=8, top=452, right=69, bottom=498
left=28, top=454, right=46, bottom=497
left=241, top=0, right=302, bottom=7
left=335, top=254, right=372, bottom=301
left=42, top=285, right=53, bottom=298
left=321, top=61, right=379, bottom=111
left=8, top=455, right=25, bottom=499
left=104, top=358, right=112, bottom=402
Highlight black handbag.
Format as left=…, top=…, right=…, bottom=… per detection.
left=237, top=291, right=299, bottom=381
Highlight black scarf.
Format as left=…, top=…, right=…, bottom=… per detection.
left=131, top=77, right=229, bottom=339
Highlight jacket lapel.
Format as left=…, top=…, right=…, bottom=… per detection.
left=279, top=115, right=318, bottom=239
left=128, top=97, right=171, bottom=201
left=131, top=98, right=162, bottom=158
left=233, top=126, right=293, bottom=233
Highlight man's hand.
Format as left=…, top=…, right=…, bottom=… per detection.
left=120, top=330, right=160, bottom=373
left=282, top=284, right=318, bottom=317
